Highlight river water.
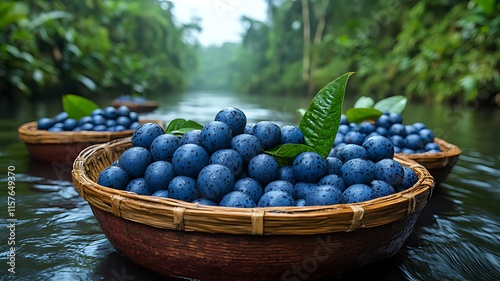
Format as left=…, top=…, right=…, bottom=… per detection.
left=1, top=91, right=499, bottom=281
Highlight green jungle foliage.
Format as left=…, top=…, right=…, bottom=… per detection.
left=0, top=0, right=199, bottom=98
left=230, top=0, right=499, bottom=105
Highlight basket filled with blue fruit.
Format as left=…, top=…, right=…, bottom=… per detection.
left=72, top=73, right=435, bottom=280
left=333, top=95, right=461, bottom=185
left=111, top=95, right=159, bottom=113
left=18, top=95, right=165, bottom=164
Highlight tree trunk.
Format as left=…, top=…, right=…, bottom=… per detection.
left=301, top=0, right=311, bottom=83
left=309, top=0, right=330, bottom=95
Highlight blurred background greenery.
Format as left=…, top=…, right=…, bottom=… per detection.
left=1, top=0, right=498, bottom=106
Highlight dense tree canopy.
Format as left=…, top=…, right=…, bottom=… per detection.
left=0, top=0, right=199, bottom=99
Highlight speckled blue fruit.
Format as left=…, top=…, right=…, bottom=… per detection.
left=292, top=152, right=327, bottom=183
left=397, top=166, right=419, bottom=192
left=389, top=135, right=405, bottom=148
left=214, top=107, right=247, bottom=136
left=280, top=125, right=304, bottom=144
left=375, top=159, right=404, bottom=188
left=318, top=174, right=346, bottom=192
left=150, top=134, right=181, bottom=161
left=335, top=144, right=368, bottom=163
left=388, top=123, right=407, bottom=137
left=234, top=177, right=263, bottom=204
left=97, top=166, right=130, bottom=190
left=171, top=144, right=209, bottom=178
left=370, top=180, right=394, bottom=198
left=125, top=178, right=151, bottom=195
left=362, top=135, right=394, bottom=162
left=244, top=123, right=255, bottom=134
left=199, top=121, right=232, bottom=154
left=231, top=134, right=262, bottom=162
left=251, top=121, right=281, bottom=150
left=247, top=154, right=279, bottom=186
left=179, top=129, right=202, bottom=145
left=197, top=164, right=235, bottom=202
left=132, top=122, right=165, bottom=148
left=343, top=131, right=365, bottom=145
left=278, top=166, right=296, bottom=185
left=219, top=191, right=256, bottom=208
left=304, top=185, right=344, bottom=206
left=340, top=158, right=376, bottom=186
left=144, top=161, right=176, bottom=192
left=257, top=190, right=295, bottom=207
left=151, top=190, right=169, bottom=198
left=37, top=118, right=53, bottom=130
left=192, top=198, right=218, bottom=206
left=209, top=149, right=243, bottom=176
left=264, top=180, right=295, bottom=197
left=168, top=176, right=199, bottom=202
left=342, top=184, right=376, bottom=203
left=118, top=147, right=153, bottom=179
left=294, top=182, right=318, bottom=199
left=326, top=157, right=343, bottom=175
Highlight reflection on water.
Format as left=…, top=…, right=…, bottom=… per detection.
left=0, top=91, right=499, bottom=281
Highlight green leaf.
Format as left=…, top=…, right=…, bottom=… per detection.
left=165, top=118, right=203, bottom=135
left=299, top=72, right=354, bottom=158
left=345, top=108, right=383, bottom=123
left=373, top=95, right=407, bottom=114
left=62, top=94, right=99, bottom=120
left=265, top=144, right=318, bottom=166
left=353, top=96, right=374, bottom=108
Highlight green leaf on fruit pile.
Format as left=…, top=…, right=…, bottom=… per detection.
left=299, top=72, right=354, bottom=158
left=353, top=96, right=374, bottom=108
left=62, top=94, right=99, bottom=120
left=373, top=95, right=407, bottom=114
left=345, top=107, right=383, bottom=123
left=265, top=144, right=318, bottom=166
left=165, top=118, right=203, bottom=136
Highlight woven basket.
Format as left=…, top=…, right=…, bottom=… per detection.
left=18, top=120, right=165, bottom=164
left=399, top=137, right=461, bottom=185
left=72, top=137, right=435, bottom=281
left=111, top=100, right=159, bottom=113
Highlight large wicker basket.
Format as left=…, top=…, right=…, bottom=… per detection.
left=400, top=137, right=461, bottom=185
left=18, top=120, right=165, bottom=164
left=72, top=137, right=435, bottom=281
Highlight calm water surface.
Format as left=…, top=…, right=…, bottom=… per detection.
left=1, top=91, right=499, bottom=281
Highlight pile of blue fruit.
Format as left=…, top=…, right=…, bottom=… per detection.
left=335, top=112, right=442, bottom=154
left=37, top=106, right=141, bottom=132
left=97, top=107, right=419, bottom=208
left=113, top=95, right=149, bottom=104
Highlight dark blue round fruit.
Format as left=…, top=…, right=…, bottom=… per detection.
left=199, top=121, right=232, bottom=154
left=197, top=164, right=235, bottom=202
left=54, top=111, right=69, bottom=123
left=116, top=116, right=132, bottom=128
left=37, top=118, right=53, bottom=130
left=214, top=107, right=247, bottom=136
left=125, top=178, right=151, bottom=195
left=149, top=134, right=181, bottom=161
left=397, top=166, right=419, bottom=192
left=304, top=185, right=344, bottom=206
left=118, top=147, right=153, bottom=179
left=318, top=174, right=346, bottom=192
left=388, top=113, right=403, bottom=124
left=257, top=190, right=295, bottom=207
left=294, top=182, right=318, bottom=199
left=251, top=121, right=281, bottom=150
left=292, top=152, right=327, bottom=183
left=325, top=157, right=343, bottom=175
left=340, top=158, right=376, bottom=186
left=362, top=135, right=394, bottom=162
left=144, top=161, right=175, bottom=192
left=117, top=105, right=131, bottom=117
left=404, top=134, right=425, bottom=150
left=418, top=128, right=435, bottom=143
left=92, top=115, right=106, bottom=126
left=335, top=144, right=368, bottom=163
left=219, top=191, right=256, bottom=208
left=209, top=149, right=243, bottom=176
left=343, top=131, right=365, bottom=145
left=231, top=134, right=262, bottom=162
left=171, top=144, right=209, bottom=178
left=192, top=198, right=218, bottom=206
left=280, top=125, right=304, bottom=144
left=132, top=122, right=165, bottom=148
left=278, top=166, right=296, bottom=185
left=388, top=123, right=407, bottom=137
left=375, top=158, right=404, bottom=188
left=247, top=154, right=279, bottom=186
left=97, top=165, right=130, bottom=190
left=168, top=176, right=199, bottom=202
left=103, top=106, right=118, bottom=119
left=264, top=180, right=295, bottom=197
left=151, top=190, right=169, bottom=198
left=375, top=114, right=392, bottom=129
left=179, top=129, right=202, bottom=145
left=370, top=180, right=395, bottom=197
left=234, top=177, right=263, bottom=204
left=342, top=184, right=377, bottom=203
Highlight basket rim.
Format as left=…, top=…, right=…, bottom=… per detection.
left=72, top=137, right=435, bottom=235
left=397, top=137, right=461, bottom=159
left=18, top=119, right=165, bottom=144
